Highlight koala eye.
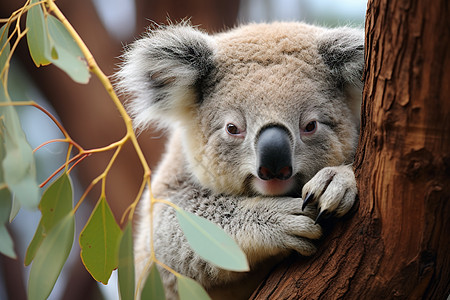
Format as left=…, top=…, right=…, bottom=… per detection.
left=226, top=123, right=241, bottom=135
left=302, top=121, right=317, bottom=135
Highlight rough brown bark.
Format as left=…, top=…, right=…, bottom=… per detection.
left=251, top=0, right=450, bottom=298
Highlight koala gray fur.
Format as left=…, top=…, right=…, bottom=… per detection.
left=116, top=22, right=363, bottom=299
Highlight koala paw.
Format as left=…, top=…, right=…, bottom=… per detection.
left=242, top=197, right=322, bottom=257
left=301, top=165, right=357, bottom=224
left=274, top=200, right=323, bottom=256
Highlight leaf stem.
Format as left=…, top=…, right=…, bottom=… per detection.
left=153, top=198, right=179, bottom=211
left=33, top=138, right=74, bottom=153
left=39, top=154, right=82, bottom=187
left=100, top=143, right=123, bottom=197
left=0, top=101, right=79, bottom=148
left=120, top=175, right=149, bottom=225
left=46, top=0, right=152, bottom=221
left=67, top=153, right=89, bottom=174
left=155, top=259, right=182, bottom=278
left=74, top=180, right=97, bottom=213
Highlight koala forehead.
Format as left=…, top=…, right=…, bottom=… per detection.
left=214, top=22, right=321, bottom=67
left=200, top=23, right=337, bottom=130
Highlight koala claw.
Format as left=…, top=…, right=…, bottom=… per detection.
left=314, top=208, right=330, bottom=224
left=301, top=165, right=357, bottom=221
left=302, top=192, right=314, bottom=211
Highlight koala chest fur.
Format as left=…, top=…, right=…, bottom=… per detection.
left=117, top=21, right=364, bottom=299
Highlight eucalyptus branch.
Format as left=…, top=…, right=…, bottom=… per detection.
left=46, top=0, right=151, bottom=179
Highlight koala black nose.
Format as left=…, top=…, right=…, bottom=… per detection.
left=256, top=126, right=293, bottom=180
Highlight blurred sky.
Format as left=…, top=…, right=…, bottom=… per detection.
left=92, top=0, right=367, bottom=40
left=239, top=0, right=366, bottom=25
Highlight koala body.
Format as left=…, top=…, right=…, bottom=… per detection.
left=117, top=22, right=363, bottom=299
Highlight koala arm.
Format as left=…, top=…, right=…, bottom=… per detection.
left=143, top=174, right=321, bottom=294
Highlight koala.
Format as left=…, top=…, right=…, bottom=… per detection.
left=116, top=21, right=363, bottom=299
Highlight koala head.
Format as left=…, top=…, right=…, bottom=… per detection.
left=117, top=22, right=364, bottom=197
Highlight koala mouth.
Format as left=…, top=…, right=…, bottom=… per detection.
left=252, top=176, right=296, bottom=196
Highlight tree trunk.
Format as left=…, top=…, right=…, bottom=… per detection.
left=251, top=0, right=450, bottom=298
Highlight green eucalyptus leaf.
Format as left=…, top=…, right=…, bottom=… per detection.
left=26, top=0, right=51, bottom=66
left=39, top=172, right=73, bottom=231
left=1, top=142, right=39, bottom=210
left=25, top=173, right=73, bottom=265
left=0, top=194, right=15, bottom=259
left=80, top=196, right=121, bottom=284
left=25, top=0, right=89, bottom=83
left=0, top=102, right=39, bottom=210
left=46, top=15, right=90, bottom=84
left=177, top=274, right=211, bottom=300
left=0, top=115, right=12, bottom=217
left=28, top=213, right=75, bottom=300
left=0, top=173, right=12, bottom=225
left=0, top=191, right=11, bottom=223
left=0, top=225, right=16, bottom=259
left=118, top=222, right=135, bottom=300
left=9, top=196, right=20, bottom=222
left=24, top=219, right=44, bottom=266
left=175, top=208, right=249, bottom=272
left=1, top=22, right=40, bottom=210
left=1, top=62, right=39, bottom=210
left=141, top=264, right=165, bottom=300
left=46, top=15, right=83, bottom=57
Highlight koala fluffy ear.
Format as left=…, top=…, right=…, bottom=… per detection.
left=116, top=24, right=216, bottom=129
left=317, top=27, right=364, bottom=91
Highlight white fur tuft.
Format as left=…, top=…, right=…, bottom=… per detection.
left=317, top=26, right=364, bottom=89
left=115, top=24, right=216, bottom=130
